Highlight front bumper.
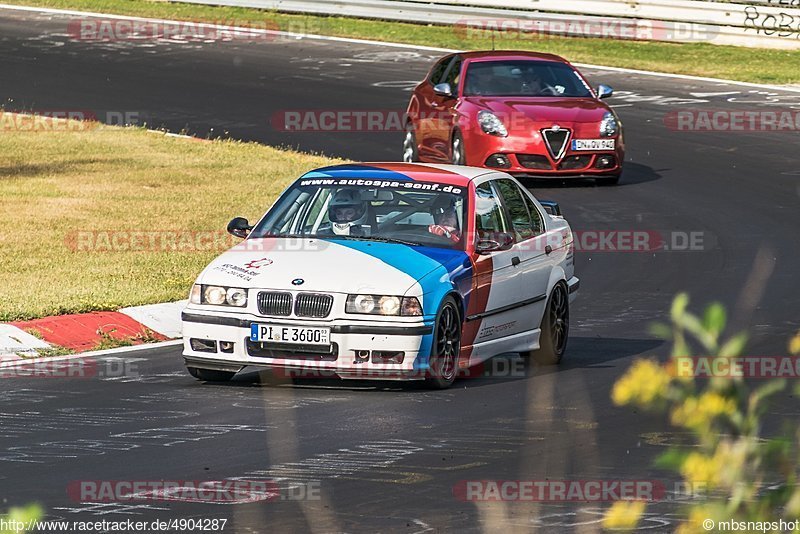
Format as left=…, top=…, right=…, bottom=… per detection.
left=463, top=131, right=624, bottom=177
left=182, top=309, right=433, bottom=380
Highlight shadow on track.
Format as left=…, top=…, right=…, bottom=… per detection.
left=200, top=336, right=662, bottom=392
left=518, top=161, right=663, bottom=189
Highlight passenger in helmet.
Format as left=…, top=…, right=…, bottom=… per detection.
left=428, top=198, right=461, bottom=244
left=327, top=189, right=370, bottom=236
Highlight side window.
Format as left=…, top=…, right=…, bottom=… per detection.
left=521, top=190, right=544, bottom=236
left=443, top=57, right=463, bottom=93
left=428, top=57, right=453, bottom=86
left=494, top=179, right=535, bottom=241
left=474, top=182, right=507, bottom=238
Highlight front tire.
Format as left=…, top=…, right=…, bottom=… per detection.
left=451, top=130, right=466, bottom=165
left=525, top=283, right=569, bottom=365
left=426, top=296, right=462, bottom=389
left=403, top=124, right=418, bottom=162
left=187, top=366, right=236, bottom=382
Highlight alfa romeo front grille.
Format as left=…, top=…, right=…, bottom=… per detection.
left=295, top=293, right=333, bottom=318
left=517, top=154, right=552, bottom=170
left=542, top=128, right=571, bottom=160
left=558, top=155, right=592, bottom=170
left=256, top=291, right=292, bottom=316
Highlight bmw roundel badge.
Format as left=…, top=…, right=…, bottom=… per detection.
left=291, top=278, right=304, bottom=286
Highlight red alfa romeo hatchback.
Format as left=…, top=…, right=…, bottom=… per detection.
left=403, top=51, right=625, bottom=185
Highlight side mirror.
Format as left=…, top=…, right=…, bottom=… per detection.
left=539, top=200, right=561, bottom=217
left=476, top=232, right=514, bottom=255
left=433, top=82, right=454, bottom=98
left=596, top=84, right=613, bottom=99
left=227, top=217, right=252, bottom=239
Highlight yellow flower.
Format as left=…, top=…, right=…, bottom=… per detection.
left=612, top=359, right=671, bottom=407
left=676, top=507, right=713, bottom=534
left=680, top=442, right=739, bottom=491
left=681, top=452, right=721, bottom=489
left=671, top=392, right=736, bottom=430
left=790, top=332, right=800, bottom=356
left=602, top=500, right=646, bottom=530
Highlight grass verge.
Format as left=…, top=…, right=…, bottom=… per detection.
left=0, top=115, right=339, bottom=321
left=5, top=0, right=800, bottom=84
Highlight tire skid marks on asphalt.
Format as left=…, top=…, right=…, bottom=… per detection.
left=226, top=434, right=541, bottom=487
left=527, top=507, right=675, bottom=530
left=0, top=417, right=270, bottom=462
left=53, top=502, right=171, bottom=517
left=0, top=408, right=193, bottom=438
left=0, top=388, right=82, bottom=403
left=121, top=389, right=352, bottom=410
left=108, top=424, right=270, bottom=447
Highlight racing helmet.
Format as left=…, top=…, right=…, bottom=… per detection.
left=328, top=189, right=369, bottom=236
left=431, top=195, right=460, bottom=230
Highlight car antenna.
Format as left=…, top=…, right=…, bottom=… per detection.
left=491, top=31, right=495, bottom=50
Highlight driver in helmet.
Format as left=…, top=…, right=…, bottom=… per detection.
left=326, top=188, right=370, bottom=236
left=428, top=198, right=461, bottom=244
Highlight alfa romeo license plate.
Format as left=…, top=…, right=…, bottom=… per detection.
left=571, top=139, right=615, bottom=151
left=250, top=324, right=331, bottom=346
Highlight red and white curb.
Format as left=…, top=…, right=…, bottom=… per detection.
left=0, top=301, right=185, bottom=363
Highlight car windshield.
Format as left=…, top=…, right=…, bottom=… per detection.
left=250, top=178, right=468, bottom=250
left=463, top=60, right=593, bottom=98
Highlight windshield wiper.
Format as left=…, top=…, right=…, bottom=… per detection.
left=328, top=235, right=423, bottom=247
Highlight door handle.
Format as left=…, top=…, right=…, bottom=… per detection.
left=511, top=256, right=521, bottom=267
left=545, top=245, right=553, bottom=255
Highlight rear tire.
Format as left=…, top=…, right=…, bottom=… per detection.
left=187, top=366, right=236, bottom=382
left=426, top=296, right=462, bottom=389
left=524, top=283, right=569, bottom=365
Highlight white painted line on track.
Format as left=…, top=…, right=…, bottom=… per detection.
left=0, top=339, right=184, bottom=369
left=3, top=2, right=800, bottom=94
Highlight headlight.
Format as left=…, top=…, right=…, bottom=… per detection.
left=200, top=285, right=247, bottom=307
left=600, top=112, right=618, bottom=137
left=226, top=287, right=248, bottom=307
left=204, top=286, right=227, bottom=305
left=346, top=295, right=422, bottom=316
left=477, top=110, right=507, bottom=137
left=189, top=284, right=202, bottom=304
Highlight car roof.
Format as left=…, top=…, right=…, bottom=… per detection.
left=299, top=163, right=495, bottom=187
left=456, top=50, right=570, bottom=64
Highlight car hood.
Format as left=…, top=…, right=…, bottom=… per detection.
left=196, top=238, right=470, bottom=297
left=463, top=96, right=609, bottom=125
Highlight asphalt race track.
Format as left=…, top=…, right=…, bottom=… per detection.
left=2, top=6, right=800, bottom=532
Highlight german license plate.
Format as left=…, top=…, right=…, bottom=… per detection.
left=250, top=324, right=331, bottom=346
left=571, top=139, right=615, bottom=151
